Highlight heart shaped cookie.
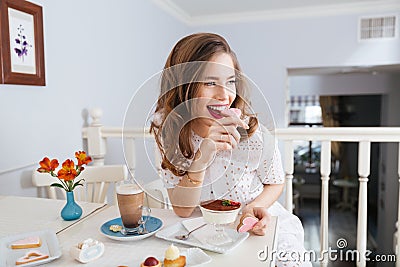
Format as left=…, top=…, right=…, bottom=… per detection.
left=237, top=215, right=259, bottom=233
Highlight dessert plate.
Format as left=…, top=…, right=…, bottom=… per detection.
left=155, top=220, right=249, bottom=254
left=0, top=230, right=62, bottom=267
left=100, top=216, right=163, bottom=241
left=183, top=247, right=212, bottom=266
left=125, top=247, right=211, bottom=267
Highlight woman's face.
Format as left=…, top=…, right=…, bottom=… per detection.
left=193, top=53, right=237, bottom=129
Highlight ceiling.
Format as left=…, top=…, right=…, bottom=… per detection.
left=153, top=0, right=400, bottom=25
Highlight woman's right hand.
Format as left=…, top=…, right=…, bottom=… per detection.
left=204, top=109, right=249, bottom=151
left=192, top=109, right=248, bottom=170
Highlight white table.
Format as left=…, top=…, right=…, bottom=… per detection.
left=54, top=206, right=278, bottom=266
left=0, top=196, right=106, bottom=238
left=332, top=179, right=358, bottom=211
left=1, top=197, right=278, bottom=266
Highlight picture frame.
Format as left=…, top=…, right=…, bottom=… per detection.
left=0, top=0, right=45, bottom=85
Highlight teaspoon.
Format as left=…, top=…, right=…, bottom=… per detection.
left=175, top=223, right=207, bottom=240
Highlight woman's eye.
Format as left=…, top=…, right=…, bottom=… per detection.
left=227, top=80, right=236, bottom=85
left=204, top=81, right=216, bottom=86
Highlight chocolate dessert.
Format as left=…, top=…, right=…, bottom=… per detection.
left=200, top=199, right=241, bottom=211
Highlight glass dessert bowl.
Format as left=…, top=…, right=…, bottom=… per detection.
left=199, top=199, right=241, bottom=246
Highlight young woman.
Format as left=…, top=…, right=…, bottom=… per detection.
left=151, top=33, right=311, bottom=266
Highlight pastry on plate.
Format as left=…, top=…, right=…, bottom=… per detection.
left=140, top=256, right=161, bottom=267
left=10, top=236, right=41, bottom=249
left=163, top=244, right=186, bottom=267
left=15, top=250, right=48, bottom=265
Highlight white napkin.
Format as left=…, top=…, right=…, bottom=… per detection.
left=181, top=217, right=212, bottom=245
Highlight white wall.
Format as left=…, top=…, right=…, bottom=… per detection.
left=0, top=0, right=189, bottom=196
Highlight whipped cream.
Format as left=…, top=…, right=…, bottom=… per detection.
left=164, top=244, right=180, bottom=260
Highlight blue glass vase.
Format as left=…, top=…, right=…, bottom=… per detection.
left=61, top=191, right=82, bottom=221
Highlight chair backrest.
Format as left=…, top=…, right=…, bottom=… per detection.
left=32, top=172, right=62, bottom=199
left=77, top=165, right=128, bottom=203
left=32, top=165, right=128, bottom=204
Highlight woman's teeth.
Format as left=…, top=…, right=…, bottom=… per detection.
left=207, top=105, right=227, bottom=111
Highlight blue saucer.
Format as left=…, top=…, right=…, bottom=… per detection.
left=100, top=216, right=163, bottom=241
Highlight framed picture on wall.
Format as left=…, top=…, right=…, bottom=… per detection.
left=0, top=0, right=45, bottom=85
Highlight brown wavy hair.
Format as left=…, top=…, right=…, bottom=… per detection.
left=150, top=33, right=258, bottom=176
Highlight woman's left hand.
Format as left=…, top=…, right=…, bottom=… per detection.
left=242, top=206, right=271, bottom=236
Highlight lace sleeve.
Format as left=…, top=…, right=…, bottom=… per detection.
left=160, top=168, right=182, bottom=189
left=257, top=148, right=285, bottom=184
left=256, top=125, right=285, bottom=185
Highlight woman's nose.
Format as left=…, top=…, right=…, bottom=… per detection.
left=214, top=85, right=229, bottom=100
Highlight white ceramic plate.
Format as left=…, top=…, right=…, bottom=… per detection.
left=155, top=222, right=249, bottom=254
left=0, top=230, right=62, bottom=267
left=180, top=247, right=212, bottom=266
left=100, top=216, right=163, bottom=241
left=139, top=247, right=211, bottom=266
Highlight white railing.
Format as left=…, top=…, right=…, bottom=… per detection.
left=82, top=109, right=400, bottom=267
left=276, top=128, right=400, bottom=267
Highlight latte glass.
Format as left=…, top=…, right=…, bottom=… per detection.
left=116, top=180, right=151, bottom=235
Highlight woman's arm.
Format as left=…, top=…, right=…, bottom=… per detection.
left=167, top=139, right=215, bottom=217
left=168, top=114, right=248, bottom=217
left=242, top=183, right=284, bottom=235
left=245, top=183, right=284, bottom=210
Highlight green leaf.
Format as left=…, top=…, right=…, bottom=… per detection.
left=74, top=178, right=85, bottom=184
left=222, top=199, right=231, bottom=206
left=50, top=183, right=65, bottom=191
left=72, top=183, right=84, bottom=190
left=50, top=183, right=63, bottom=188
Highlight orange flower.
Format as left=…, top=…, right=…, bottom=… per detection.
left=37, top=151, right=91, bottom=192
left=75, top=151, right=92, bottom=166
left=57, top=159, right=78, bottom=181
left=37, top=157, right=59, bottom=173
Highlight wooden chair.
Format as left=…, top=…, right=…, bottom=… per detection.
left=32, top=171, right=62, bottom=200
left=32, top=165, right=128, bottom=204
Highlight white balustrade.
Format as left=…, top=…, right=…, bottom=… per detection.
left=357, top=141, right=370, bottom=267
left=274, top=128, right=400, bottom=267
left=319, top=141, right=331, bottom=267
left=284, top=140, right=294, bottom=212
left=82, top=109, right=400, bottom=267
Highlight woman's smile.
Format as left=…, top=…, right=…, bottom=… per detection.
left=207, top=104, right=229, bottom=119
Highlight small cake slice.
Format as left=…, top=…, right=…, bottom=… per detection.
left=11, top=236, right=41, bottom=249
left=15, top=250, right=49, bottom=265
left=164, top=244, right=186, bottom=267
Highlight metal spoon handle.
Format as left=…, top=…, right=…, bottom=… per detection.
left=176, top=223, right=207, bottom=240
left=188, top=223, right=207, bottom=234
